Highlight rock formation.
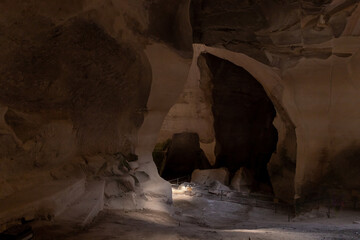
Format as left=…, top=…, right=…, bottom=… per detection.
left=231, top=168, right=255, bottom=193
left=0, top=0, right=192, bottom=227
left=0, top=0, right=360, bottom=228
left=159, top=0, right=360, bottom=203
left=191, top=168, right=230, bottom=186
left=160, top=132, right=210, bottom=180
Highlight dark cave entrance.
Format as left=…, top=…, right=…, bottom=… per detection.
left=153, top=132, right=211, bottom=181
left=204, top=53, right=278, bottom=193
left=153, top=54, right=279, bottom=193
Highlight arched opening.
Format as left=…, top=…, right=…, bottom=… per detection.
left=153, top=52, right=280, bottom=195
left=204, top=53, right=278, bottom=193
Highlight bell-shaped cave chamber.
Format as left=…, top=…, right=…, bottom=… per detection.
left=205, top=53, right=278, bottom=193
left=153, top=53, right=279, bottom=194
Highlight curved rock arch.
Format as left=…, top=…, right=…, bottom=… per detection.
left=156, top=43, right=298, bottom=202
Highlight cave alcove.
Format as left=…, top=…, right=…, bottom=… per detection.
left=154, top=132, right=211, bottom=180
left=204, top=53, right=278, bottom=193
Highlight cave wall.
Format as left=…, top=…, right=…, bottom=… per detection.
left=1, top=0, right=360, bottom=214
left=156, top=48, right=216, bottom=165
left=189, top=0, right=360, bottom=202
left=0, top=0, right=192, bottom=212
left=158, top=39, right=360, bottom=203
left=158, top=44, right=296, bottom=201
left=283, top=54, right=360, bottom=200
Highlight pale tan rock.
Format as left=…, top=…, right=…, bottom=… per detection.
left=104, top=181, right=120, bottom=199
left=105, top=192, right=137, bottom=210
left=117, top=175, right=136, bottom=193
left=0, top=0, right=194, bottom=215
left=133, top=171, right=150, bottom=184
left=134, top=42, right=192, bottom=206
left=128, top=161, right=140, bottom=171
left=230, top=168, right=254, bottom=193
left=208, top=180, right=231, bottom=195
left=191, top=168, right=230, bottom=186
left=0, top=0, right=360, bottom=217
left=157, top=47, right=216, bottom=167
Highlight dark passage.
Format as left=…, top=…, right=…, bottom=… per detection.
left=204, top=53, right=278, bottom=191
left=156, top=132, right=210, bottom=180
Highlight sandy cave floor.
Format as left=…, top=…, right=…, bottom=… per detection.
left=34, top=188, right=360, bottom=240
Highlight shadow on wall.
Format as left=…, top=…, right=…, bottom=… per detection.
left=305, top=145, right=360, bottom=205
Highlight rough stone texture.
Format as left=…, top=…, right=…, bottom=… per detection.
left=191, top=168, right=230, bottom=186
left=135, top=42, right=192, bottom=207
left=166, top=0, right=360, bottom=204
left=191, top=0, right=360, bottom=68
left=0, top=0, right=192, bottom=222
left=158, top=44, right=297, bottom=202
left=158, top=0, right=360, bottom=203
left=282, top=55, right=360, bottom=201
left=159, top=52, right=279, bottom=189
left=267, top=113, right=297, bottom=203
left=208, top=180, right=231, bottom=195
left=157, top=49, right=216, bottom=166
left=1, top=0, right=360, bottom=219
left=159, top=33, right=360, bottom=204
left=230, top=168, right=255, bottom=193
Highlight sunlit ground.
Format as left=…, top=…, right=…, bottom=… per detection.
left=33, top=186, right=360, bottom=240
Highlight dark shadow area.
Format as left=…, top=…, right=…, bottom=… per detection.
left=203, top=53, right=278, bottom=192
left=157, top=132, right=211, bottom=180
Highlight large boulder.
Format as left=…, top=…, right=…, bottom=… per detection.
left=230, top=167, right=254, bottom=193
left=208, top=180, right=231, bottom=195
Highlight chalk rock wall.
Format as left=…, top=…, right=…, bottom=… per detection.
left=158, top=43, right=296, bottom=201
left=0, top=0, right=192, bottom=211
left=1, top=0, right=360, bottom=211
left=159, top=0, right=360, bottom=202
left=157, top=45, right=216, bottom=166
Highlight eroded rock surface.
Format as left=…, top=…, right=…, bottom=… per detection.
left=0, top=0, right=192, bottom=227
left=159, top=0, right=360, bottom=203
left=230, top=168, right=255, bottom=193
left=191, top=168, right=230, bottom=186
left=1, top=1, right=360, bottom=227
